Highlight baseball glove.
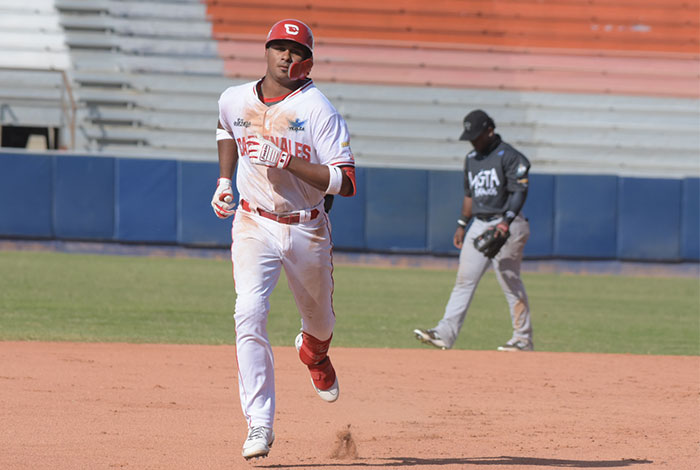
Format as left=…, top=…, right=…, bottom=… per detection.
left=473, top=225, right=510, bottom=258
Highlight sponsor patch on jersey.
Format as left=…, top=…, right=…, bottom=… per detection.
left=515, top=163, right=528, bottom=177
left=341, top=141, right=350, bottom=148
left=233, top=117, right=251, bottom=128
left=288, top=118, right=307, bottom=132
left=469, top=168, right=501, bottom=197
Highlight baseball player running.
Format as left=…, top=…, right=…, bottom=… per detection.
left=211, top=19, right=356, bottom=460
left=414, top=109, right=533, bottom=352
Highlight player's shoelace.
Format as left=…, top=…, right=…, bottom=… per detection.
left=247, top=426, right=267, bottom=441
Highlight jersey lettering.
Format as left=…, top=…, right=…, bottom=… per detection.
left=258, top=136, right=312, bottom=161
left=295, top=141, right=306, bottom=160
left=237, top=137, right=248, bottom=156
left=469, top=169, right=501, bottom=197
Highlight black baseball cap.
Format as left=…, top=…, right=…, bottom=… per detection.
left=459, top=109, right=495, bottom=141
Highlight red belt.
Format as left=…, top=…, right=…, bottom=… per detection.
left=240, top=199, right=320, bottom=225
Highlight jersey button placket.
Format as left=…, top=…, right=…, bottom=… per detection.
left=262, top=108, right=274, bottom=137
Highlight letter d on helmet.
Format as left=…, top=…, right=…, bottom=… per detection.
left=266, top=19, right=314, bottom=56
left=266, top=19, right=314, bottom=80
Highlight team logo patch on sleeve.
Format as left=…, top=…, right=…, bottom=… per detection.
left=288, top=118, right=307, bottom=132
left=516, top=163, right=528, bottom=177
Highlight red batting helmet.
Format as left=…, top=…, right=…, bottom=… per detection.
left=265, top=19, right=314, bottom=58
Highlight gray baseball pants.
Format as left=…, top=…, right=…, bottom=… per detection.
left=434, top=214, right=532, bottom=349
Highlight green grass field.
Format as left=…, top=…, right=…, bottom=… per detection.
left=1, top=250, right=698, bottom=355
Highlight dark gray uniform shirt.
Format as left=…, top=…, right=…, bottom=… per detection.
left=463, top=135, right=531, bottom=218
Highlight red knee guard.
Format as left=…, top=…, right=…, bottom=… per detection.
left=298, top=332, right=332, bottom=366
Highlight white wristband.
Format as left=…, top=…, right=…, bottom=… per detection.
left=216, top=128, right=234, bottom=141
left=325, top=166, right=343, bottom=195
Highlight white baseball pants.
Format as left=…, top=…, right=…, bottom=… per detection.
left=230, top=208, right=336, bottom=428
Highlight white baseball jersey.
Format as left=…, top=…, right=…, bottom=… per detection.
left=218, top=79, right=355, bottom=213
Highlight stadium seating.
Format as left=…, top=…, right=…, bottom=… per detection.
left=217, top=37, right=699, bottom=97
left=48, top=0, right=226, bottom=156
left=0, top=0, right=697, bottom=176
left=206, top=0, right=699, bottom=176
left=0, top=0, right=75, bottom=148
left=207, top=0, right=699, bottom=52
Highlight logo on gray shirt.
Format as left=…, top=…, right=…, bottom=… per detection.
left=469, top=169, right=501, bottom=197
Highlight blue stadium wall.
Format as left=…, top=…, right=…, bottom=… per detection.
left=1, top=152, right=698, bottom=262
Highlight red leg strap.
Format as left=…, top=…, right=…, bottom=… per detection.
left=298, top=332, right=332, bottom=366
left=308, top=356, right=336, bottom=390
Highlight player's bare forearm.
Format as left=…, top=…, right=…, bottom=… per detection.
left=454, top=197, right=473, bottom=249
left=216, top=120, right=238, bottom=179
left=462, top=196, right=473, bottom=220
left=217, top=139, right=238, bottom=180
left=286, top=158, right=353, bottom=196
left=453, top=227, right=465, bottom=249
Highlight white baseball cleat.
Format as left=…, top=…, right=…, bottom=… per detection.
left=313, top=375, right=339, bottom=403
left=413, top=328, right=448, bottom=350
left=497, top=339, right=534, bottom=351
left=295, top=332, right=340, bottom=403
left=242, top=426, right=274, bottom=460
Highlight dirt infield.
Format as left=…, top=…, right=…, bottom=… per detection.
left=1, top=342, right=697, bottom=469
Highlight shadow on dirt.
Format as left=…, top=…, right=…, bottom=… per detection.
left=260, top=455, right=653, bottom=468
